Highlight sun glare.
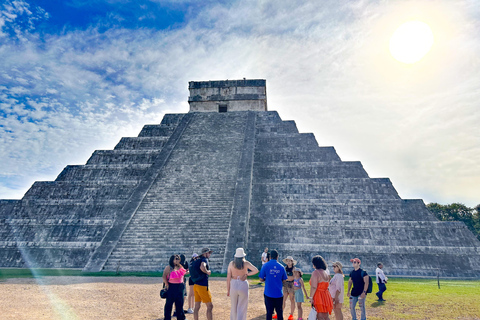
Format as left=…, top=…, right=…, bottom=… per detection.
left=389, top=21, right=434, bottom=64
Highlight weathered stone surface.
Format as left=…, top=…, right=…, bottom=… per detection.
left=0, top=80, right=479, bottom=277
left=189, top=79, right=267, bottom=112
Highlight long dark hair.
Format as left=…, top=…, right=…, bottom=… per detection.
left=312, top=255, right=327, bottom=270
left=234, top=257, right=245, bottom=270
left=180, top=254, right=188, bottom=269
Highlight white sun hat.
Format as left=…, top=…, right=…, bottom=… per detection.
left=234, top=248, right=247, bottom=258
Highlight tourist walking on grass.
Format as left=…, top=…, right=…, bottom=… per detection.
left=192, top=248, right=214, bottom=320
left=310, top=255, right=333, bottom=320
left=347, top=258, right=369, bottom=320
left=293, top=268, right=308, bottom=320
left=281, top=256, right=297, bottom=320
left=227, top=248, right=259, bottom=320
left=163, top=254, right=187, bottom=320
left=259, top=249, right=288, bottom=320
left=375, top=262, right=388, bottom=301
left=329, top=262, right=344, bottom=320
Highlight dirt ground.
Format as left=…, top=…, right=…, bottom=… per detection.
left=0, top=277, right=356, bottom=320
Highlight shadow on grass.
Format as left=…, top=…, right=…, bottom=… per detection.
left=370, top=300, right=386, bottom=308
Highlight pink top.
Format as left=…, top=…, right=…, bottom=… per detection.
left=168, top=267, right=187, bottom=284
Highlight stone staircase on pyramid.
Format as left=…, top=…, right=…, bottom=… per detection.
left=102, top=112, right=249, bottom=271
left=0, top=79, right=478, bottom=277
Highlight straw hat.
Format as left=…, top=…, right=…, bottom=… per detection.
left=234, top=248, right=247, bottom=258
left=332, top=261, right=343, bottom=273
left=282, top=256, right=297, bottom=265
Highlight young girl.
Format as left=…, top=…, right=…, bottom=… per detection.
left=293, top=268, right=309, bottom=320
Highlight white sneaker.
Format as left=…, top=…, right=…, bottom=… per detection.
left=186, top=308, right=194, bottom=314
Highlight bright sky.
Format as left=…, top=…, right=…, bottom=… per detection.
left=1, top=0, right=479, bottom=207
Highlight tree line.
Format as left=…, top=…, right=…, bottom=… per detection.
left=426, top=203, right=480, bottom=241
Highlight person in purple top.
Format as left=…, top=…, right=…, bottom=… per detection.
left=259, top=249, right=288, bottom=320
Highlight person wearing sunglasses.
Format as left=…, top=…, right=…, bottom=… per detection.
left=347, top=258, right=369, bottom=320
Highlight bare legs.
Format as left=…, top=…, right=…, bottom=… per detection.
left=316, top=312, right=330, bottom=320
left=188, top=284, right=194, bottom=310
left=282, top=292, right=295, bottom=318
left=194, top=301, right=213, bottom=320
left=296, top=302, right=303, bottom=320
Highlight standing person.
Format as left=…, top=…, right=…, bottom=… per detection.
left=186, top=253, right=198, bottom=314
left=163, top=254, right=187, bottom=320
left=193, top=248, right=213, bottom=320
left=310, top=255, right=333, bottom=320
left=293, top=268, right=308, bottom=320
left=262, top=247, right=269, bottom=265
left=259, top=249, right=288, bottom=320
left=375, top=262, right=388, bottom=301
left=347, top=258, right=369, bottom=320
left=329, top=262, right=344, bottom=320
left=173, top=253, right=188, bottom=317
left=227, top=248, right=259, bottom=320
left=281, top=256, right=297, bottom=320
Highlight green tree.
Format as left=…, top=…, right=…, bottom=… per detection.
left=427, top=202, right=480, bottom=241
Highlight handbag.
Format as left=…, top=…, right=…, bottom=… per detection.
left=160, top=266, right=170, bottom=299
left=160, top=288, right=168, bottom=299
left=307, top=306, right=317, bottom=320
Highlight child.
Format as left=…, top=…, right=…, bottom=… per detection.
left=293, top=268, right=309, bottom=320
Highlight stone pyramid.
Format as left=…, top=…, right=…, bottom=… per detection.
left=1, top=79, right=479, bottom=277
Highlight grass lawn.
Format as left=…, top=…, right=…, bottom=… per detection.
left=300, top=277, right=480, bottom=320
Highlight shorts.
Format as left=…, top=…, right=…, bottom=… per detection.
left=283, top=280, right=294, bottom=294
left=194, top=284, right=212, bottom=303
left=294, top=288, right=304, bottom=303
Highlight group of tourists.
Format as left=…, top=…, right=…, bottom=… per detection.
left=259, top=250, right=339, bottom=320
left=162, top=248, right=213, bottom=320
left=161, top=247, right=388, bottom=320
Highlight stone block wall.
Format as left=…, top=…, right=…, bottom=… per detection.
left=0, top=116, right=184, bottom=268
left=245, top=111, right=480, bottom=277
left=0, top=110, right=478, bottom=277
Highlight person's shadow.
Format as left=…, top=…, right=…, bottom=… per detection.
left=250, top=315, right=267, bottom=320
left=371, top=300, right=386, bottom=308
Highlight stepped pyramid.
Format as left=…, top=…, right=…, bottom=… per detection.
left=1, top=79, right=479, bottom=277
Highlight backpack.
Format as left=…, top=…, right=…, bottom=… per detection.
left=189, top=258, right=206, bottom=284
left=361, top=270, right=373, bottom=294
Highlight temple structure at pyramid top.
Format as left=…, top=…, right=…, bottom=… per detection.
left=0, top=79, right=479, bottom=277
left=188, top=79, right=267, bottom=112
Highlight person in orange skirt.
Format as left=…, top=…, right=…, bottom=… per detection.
left=309, top=255, right=333, bottom=320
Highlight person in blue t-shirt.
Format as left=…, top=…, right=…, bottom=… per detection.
left=259, top=249, right=288, bottom=320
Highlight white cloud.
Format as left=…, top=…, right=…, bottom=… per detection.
left=0, top=0, right=479, bottom=207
